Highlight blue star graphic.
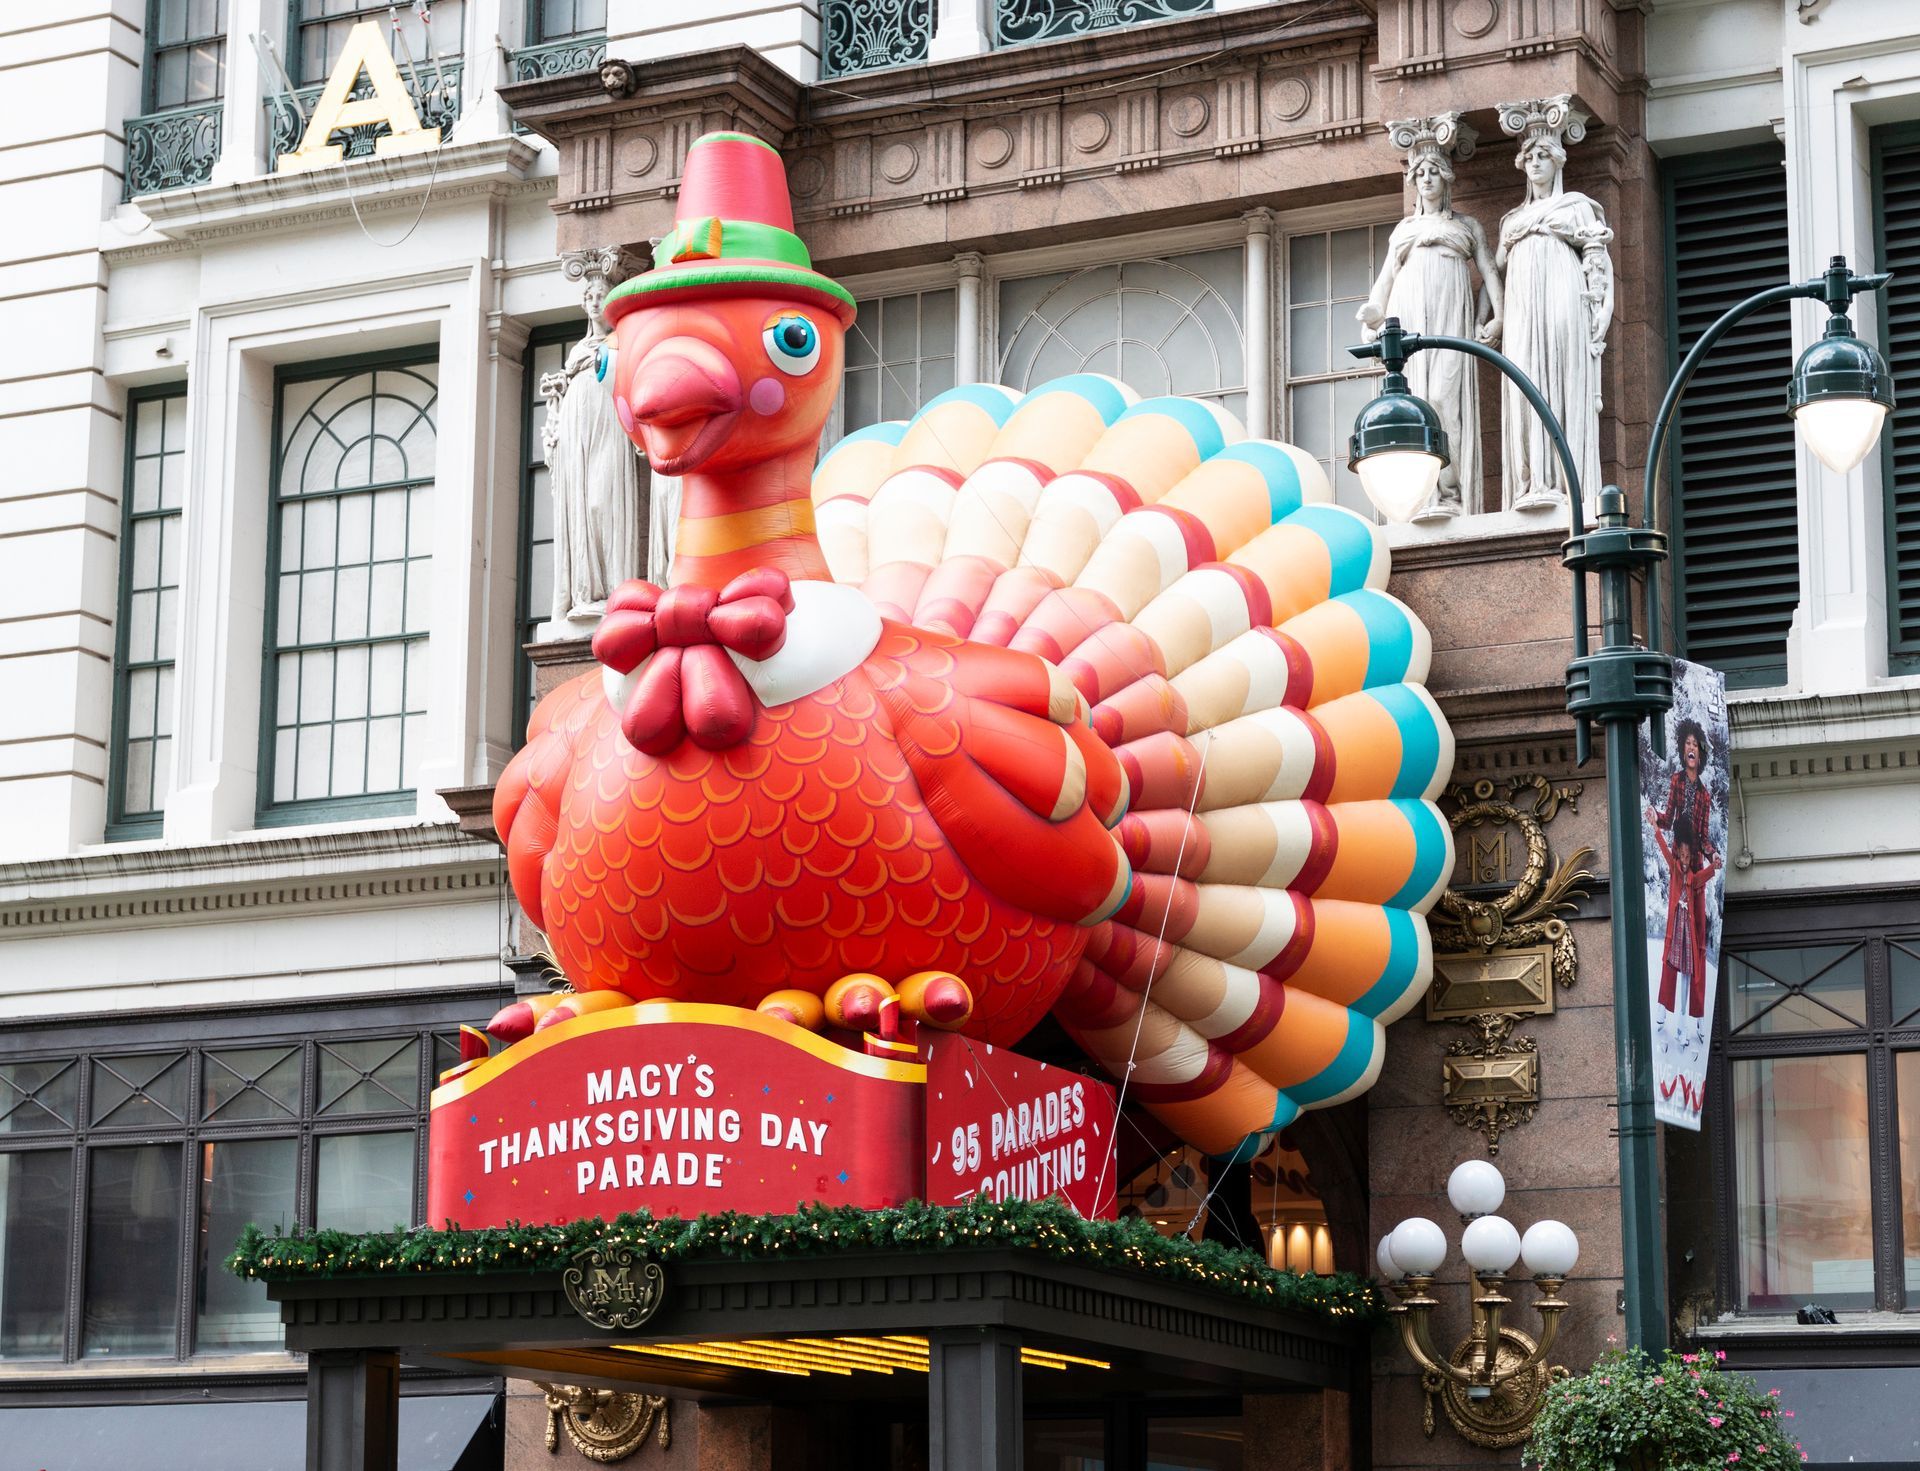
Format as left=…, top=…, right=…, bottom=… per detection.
left=825, top=1094, right=834, bottom=1104
left=463, top=1190, right=474, bottom=1204
left=837, top=1170, right=849, bottom=1184
left=468, top=1115, right=478, bottom=1125
left=762, top=1084, right=771, bottom=1094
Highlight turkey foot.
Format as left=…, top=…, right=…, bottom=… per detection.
left=754, top=972, right=974, bottom=1038
left=486, top=989, right=640, bottom=1043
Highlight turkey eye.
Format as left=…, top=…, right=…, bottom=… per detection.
left=762, top=314, right=820, bottom=376
left=595, top=343, right=613, bottom=382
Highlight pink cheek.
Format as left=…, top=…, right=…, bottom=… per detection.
left=748, top=377, right=786, bottom=416
left=615, top=394, right=636, bottom=435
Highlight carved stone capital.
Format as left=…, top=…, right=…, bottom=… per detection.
left=1495, top=94, right=1590, bottom=155
left=1385, top=111, right=1477, bottom=175
left=559, top=245, right=647, bottom=339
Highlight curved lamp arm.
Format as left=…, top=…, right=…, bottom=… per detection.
left=1349, top=325, right=1594, bottom=764
left=1641, top=259, right=1890, bottom=659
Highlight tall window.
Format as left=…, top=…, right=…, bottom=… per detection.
left=1712, top=900, right=1920, bottom=1314
left=111, top=387, right=187, bottom=835
left=291, top=0, right=465, bottom=84
left=841, top=288, right=957, bottom=439
left=998, top=250, right=1246, bottom=421
left=0, top=1013, right=463, bottom=1362
left=1874, top=125, right=1920, bottom=673
left=263, top=356, right=436, bottom=822
left=1284, top=225, right=1391, bottom=519
left=529, top=0, right=605, bottom=43
left=1665, top=147, right=1797, bottom=687
left=146, top=0, right=226, bottom=111
left=517, top=325, right=572, bottom=725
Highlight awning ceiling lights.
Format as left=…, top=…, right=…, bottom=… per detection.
left=615, top=1335, right=1110, bottom=1379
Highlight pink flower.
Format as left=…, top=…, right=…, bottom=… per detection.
left=1757, top=1448, right=1768, bottom=1455
left=1802, top=1456, right=1809, bottom=1463
left=1608, top=1333, right=1619, bottom=1344
left=1654, top=1376, right=1666, bottom=1385
left=1716, top=1351, right=1728, bottom=1361
left=1727, top=1454, right=1740, bottom=1464
left=1709, top=1417, right=1724, bottom=1429
left=1683, top=1353, right=1700, bottom=1364
left=1768, top=1388, right=1781, bottom=1397
left=1784, top=1411, right=1795, bottom=1419
left=1761, top=1410, right=1772, bottom=1419
left=1700, top=1389, right=1711, bottom=1399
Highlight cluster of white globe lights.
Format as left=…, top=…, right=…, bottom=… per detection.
left=1380, top=1159, right=1581, bottom=1283
left=1377, top=1160, right=1580, bottom=1404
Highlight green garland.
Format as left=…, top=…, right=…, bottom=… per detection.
left=226, top=1197, right=1380, bottom=1325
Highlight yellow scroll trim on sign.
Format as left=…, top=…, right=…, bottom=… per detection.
left=276, top=20, right=440, bottom=176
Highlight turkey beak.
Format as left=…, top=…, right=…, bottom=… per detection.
left=625, top=337, right=744, bottom=474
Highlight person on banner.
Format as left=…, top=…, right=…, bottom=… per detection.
left=1647, top=718, right=1720, bottom=1043
left=1652, top=812, right=1721, bottom=1041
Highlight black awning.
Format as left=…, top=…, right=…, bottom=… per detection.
left=0, top=1389, right=498, bottom=1471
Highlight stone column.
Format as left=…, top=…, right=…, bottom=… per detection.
left=929, top=1328, right=1022, bottom=1471
left=473, top=307, right=531, bottom=781
left=1243, top=208, right=1274, bottom=438
left=1782, top=52, right=1895, bottom=692
left=929, top=0, right=993, bottom=61
left=451, top=0, right=514, bottom=143
left=215, top=0, right=271, bottom=182
left=305, top=1349, right=400, bottom=1471
left=954, top=252, right=985, bottom=385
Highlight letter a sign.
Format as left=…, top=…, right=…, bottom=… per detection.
left=276, top=21, right=440, bottom=175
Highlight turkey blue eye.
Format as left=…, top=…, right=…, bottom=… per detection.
left=762, top=314, right=820, bottom=376
left=595, top=343, right=613, bottom=382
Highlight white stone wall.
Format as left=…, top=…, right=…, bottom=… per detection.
left=610, top=0, right=824, bottom=83
left=0, top=0, right=591, bottom=1017
left=1647, top=0, right=1920, bottom=896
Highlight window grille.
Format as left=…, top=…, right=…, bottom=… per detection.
left=1282, top=225, right=1391, bottom=520
left=262, top=356, right=437, bottom=822
left=111, top=388, right=187, bottom=833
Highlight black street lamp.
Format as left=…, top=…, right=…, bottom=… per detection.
left=1345, top=254, right=1893, bottom=1353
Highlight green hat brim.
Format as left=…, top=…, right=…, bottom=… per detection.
left=604, top=264, right=857, bottom=327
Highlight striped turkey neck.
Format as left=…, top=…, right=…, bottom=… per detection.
left=669, top=442, right=833, bottom=591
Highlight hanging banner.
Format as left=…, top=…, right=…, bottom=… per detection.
left=922, top=1036, right=1118, bottom=1219
left=1639, top=659, right=1731, bottom=1130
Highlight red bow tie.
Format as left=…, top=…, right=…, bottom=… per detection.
left=592, top=569, right=793, bottom=755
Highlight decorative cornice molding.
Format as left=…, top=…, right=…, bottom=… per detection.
left=126, top=137, right=543, bottom=246
left=0, top=823, right=501, bottom=934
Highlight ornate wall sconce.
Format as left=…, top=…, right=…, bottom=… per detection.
left=1378, top=1161, right=1578, bottom=1448
left=537, top=1384, right=670, bottom=1462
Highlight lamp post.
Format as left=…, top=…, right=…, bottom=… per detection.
left=1346, top=255, right=1894, bottom=1353
left=1378, top=1159, right=1579, bottom=1447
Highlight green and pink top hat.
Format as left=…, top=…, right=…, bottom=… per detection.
left=603, top=132, right=857, bottom=328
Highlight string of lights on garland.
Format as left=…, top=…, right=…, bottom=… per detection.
left=226, top=1197, right=1381, bottom=1324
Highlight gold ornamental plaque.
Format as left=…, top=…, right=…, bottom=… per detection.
left=563, top=1245, right=666, bottom=1332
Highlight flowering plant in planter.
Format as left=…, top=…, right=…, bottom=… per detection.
left=1524, top=1347, right=1806, bottom=1471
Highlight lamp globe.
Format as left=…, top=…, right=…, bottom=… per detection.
left=1460, top=1215, right=1523, bottom=1274
left=1446, top=1159, right=1506, bottom=1220
left=1390, top=1217, right=1448, bottom=1276
left=1520, top=1219, right=1580, bottom=1277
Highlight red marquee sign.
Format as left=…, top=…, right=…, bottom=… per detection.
left=427, top=1003, right=1118, bottom=1227
left=922, top=1036, right=1117, bottom=1220
left=428, top=1003, right=924, bottom=1228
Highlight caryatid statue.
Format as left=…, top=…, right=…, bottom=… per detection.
left=1358, top=113, right=1503, bottom=519
left=541, top=246, right=650, bottom=629
left=1495, top=96, right=1615, bottom=511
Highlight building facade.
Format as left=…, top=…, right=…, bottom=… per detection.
left=0, top=0, right=1916, bottom=1467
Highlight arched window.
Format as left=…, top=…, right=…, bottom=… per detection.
left=263, top=356, right=437, bottom=819
left=996, top=248, right=1247, bottom=421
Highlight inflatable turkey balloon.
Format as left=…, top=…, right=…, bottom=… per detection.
left=493, top=133, right=1453, bottom=1161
